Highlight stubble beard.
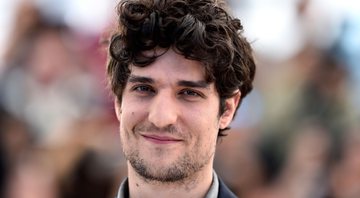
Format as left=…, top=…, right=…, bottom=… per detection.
left=121, top=125, right=214, bottom=184
left=127, top=149, right=207, bottom=183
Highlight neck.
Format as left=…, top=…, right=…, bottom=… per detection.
left=127, top=162, right=213, bottom=198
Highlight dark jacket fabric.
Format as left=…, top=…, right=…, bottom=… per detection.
left=218, top=178, right=238, bottom=198
left=116, top=176, right=238, bottom=198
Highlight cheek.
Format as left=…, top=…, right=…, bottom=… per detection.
left=119, top=110, right=139, bottom=151
left=191, top=124, right=218, bottom=161
left=119, top=108, right=136, bottom=141
left=120, top=110, right=137, bottom=132
left=121, top=98, right=147, bottom=126
left=186, top=109, right=219, bottom=144
left=190, top=106, right=220, bottom=131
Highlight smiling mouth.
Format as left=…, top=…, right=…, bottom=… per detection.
left=141, top=134, right=182, bottom=144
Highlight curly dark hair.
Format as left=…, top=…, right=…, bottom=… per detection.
left=107, top=0, right=256, bottom=136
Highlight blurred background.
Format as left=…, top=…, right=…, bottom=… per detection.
left=0, top=0, right=359, bottom=197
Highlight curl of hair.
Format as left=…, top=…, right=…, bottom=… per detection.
left=107, top=0, right=256, bottom=136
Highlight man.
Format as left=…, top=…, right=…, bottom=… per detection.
left=106, top=0, right=256, bottom=197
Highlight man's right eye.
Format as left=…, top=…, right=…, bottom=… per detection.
left=131, top=85, right=155, bottom=95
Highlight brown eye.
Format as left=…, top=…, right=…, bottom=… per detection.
left=179, top=89, right=205, bottom=101
left=181, top=89, right=200, bottom=97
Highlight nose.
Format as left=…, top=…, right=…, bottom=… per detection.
left=148, top=92, right=179, bottom=128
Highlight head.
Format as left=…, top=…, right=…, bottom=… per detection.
left=107, top=0, right=256, bottom=137
left=106, top=0, right=256, bottom=184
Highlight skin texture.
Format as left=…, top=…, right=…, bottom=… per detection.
left=114, top=48, right=240, bottom=197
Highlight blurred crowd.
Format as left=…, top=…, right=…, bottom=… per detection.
left=0, top=0, right=359, bottom=198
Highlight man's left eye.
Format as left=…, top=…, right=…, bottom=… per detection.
left=182, top=90, right=198, bottom=96
left=179, top=89, right=204, bottom=98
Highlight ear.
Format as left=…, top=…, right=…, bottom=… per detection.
left=114, top=98, right=121, bottom=121
left=219, top=91, right=241, bottom=129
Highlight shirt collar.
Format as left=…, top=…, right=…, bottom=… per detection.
left=116, top=171, right=219, bottom=198
left=205, top=170, right=219, bottom=198
left=117, top=178, right=129, bottom=198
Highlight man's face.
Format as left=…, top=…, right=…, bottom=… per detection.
left=115, top=49, right=238, bottom=183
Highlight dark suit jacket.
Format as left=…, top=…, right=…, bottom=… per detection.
left=218, top=178, right=238, bottom=198
left=116, top=177, right=238, bottom=198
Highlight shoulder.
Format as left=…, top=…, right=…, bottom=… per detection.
left=218, top=177, right=238, bottom=198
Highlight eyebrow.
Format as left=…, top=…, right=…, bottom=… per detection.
left=128, top=75, right=154, bottom=84
left=178, top=80, right=210, bottom=89
left=128, top=75, right=210, bottom=89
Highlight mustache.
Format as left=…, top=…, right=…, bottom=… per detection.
left=134, top=123, right=180, bottom=134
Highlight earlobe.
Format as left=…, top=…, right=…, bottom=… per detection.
left=219, top=91, right=241, bottom=129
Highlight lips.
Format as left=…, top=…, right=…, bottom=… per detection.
left=141, top=134, right=182, bottom=144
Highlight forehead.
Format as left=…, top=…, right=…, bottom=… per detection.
left=129, top=49, right=207, bottom=82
